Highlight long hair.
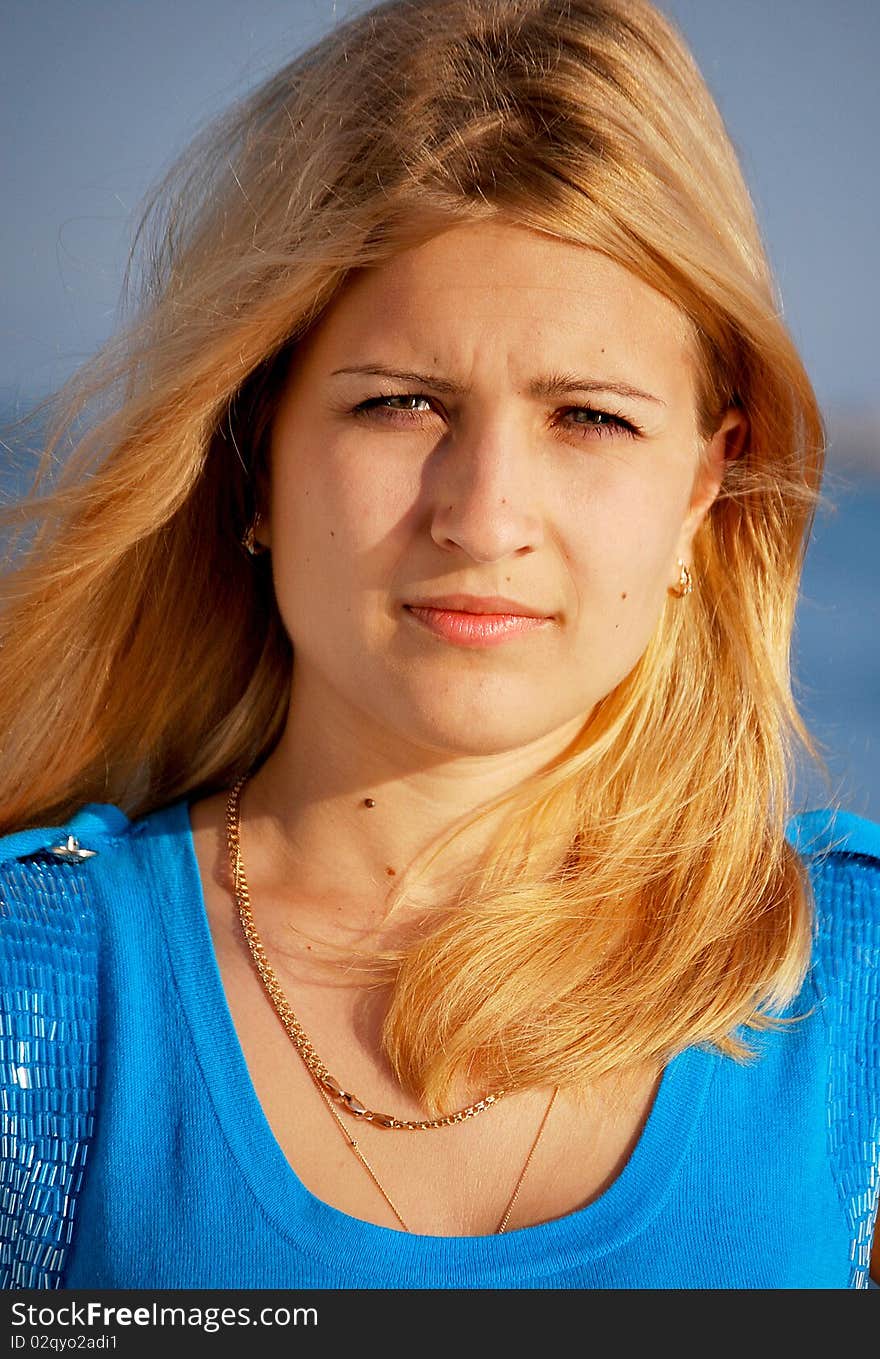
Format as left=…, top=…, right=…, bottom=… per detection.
left=0, top=0, right=830, bottom=1108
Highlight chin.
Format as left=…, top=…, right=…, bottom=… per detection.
left=423, top=727, right=548, bottom=758
left=392, top=691, right=568, bottom=759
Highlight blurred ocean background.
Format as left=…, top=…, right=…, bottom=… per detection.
left=791, top=453, right=879, bottom=819
left=2, top=0, right=878, bottom=819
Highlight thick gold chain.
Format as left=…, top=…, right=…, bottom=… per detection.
left=315, top=1074, right=558, bottom=1234
left=224, top=775, right=509, bottom=1131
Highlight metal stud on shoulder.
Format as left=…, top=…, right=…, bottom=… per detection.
left=46, top=835, right=98, bottom=863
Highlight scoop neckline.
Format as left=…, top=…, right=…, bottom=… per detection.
left=150, top=796, right=717, bottom=1285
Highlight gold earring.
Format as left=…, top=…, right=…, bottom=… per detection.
left=241, top=510, right=268, bottom=556
left=668, top=558, right=693, bottom=598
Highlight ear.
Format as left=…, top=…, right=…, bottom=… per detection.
left=675, top=407, right=747, bottom=560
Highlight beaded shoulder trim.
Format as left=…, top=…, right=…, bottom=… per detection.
left=0, top=847, right=103, bottom=1289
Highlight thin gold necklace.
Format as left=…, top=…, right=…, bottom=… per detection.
left=316, top=1076, right=558, bottom=1233
left=224, top=774, right=559, bottom=1233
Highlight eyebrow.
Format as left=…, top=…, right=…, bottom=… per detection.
left=330, top=364, right=666, bottom=407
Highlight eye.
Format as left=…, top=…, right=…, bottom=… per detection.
left=351, top=394, right=643, bottom=440
left=353, top=394, right=437, bottom=421
left=557, top=407, right=642, bottom=440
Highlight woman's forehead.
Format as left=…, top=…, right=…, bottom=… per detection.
left=291, top=221, right=697, bottom=394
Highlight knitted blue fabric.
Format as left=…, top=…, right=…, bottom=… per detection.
left=1, top=799, right=878, bottom=1290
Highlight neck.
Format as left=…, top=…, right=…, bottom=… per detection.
left=240, top=667, right=587, bottom=933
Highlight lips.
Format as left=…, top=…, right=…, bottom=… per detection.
left=402, top=598, right=554, bottom=648
left=403, top=593, right=553, bottom=619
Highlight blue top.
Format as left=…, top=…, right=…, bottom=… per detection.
left=1, top=798, right=878, bottom=1289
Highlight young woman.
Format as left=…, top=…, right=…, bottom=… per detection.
left=1, top=0, right=877, bottom=1289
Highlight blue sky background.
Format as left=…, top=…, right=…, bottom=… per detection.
left=2, top=0, right=878, bottom=426
left=2, top=0, right=878, bottom=815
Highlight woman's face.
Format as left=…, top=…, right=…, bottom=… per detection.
left=264, top=220, right=736, bottom=758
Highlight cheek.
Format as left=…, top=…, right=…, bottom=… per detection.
left=269, top=440, right=415, bottom=615
left=565, top=479, right=685, bottom=628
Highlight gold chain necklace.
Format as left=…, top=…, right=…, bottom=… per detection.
left=223, top=774, right=559, bottom=1233
left=316, top=1074, right=558, bottom=1233
left=224, top=775, right=509, bottom=1130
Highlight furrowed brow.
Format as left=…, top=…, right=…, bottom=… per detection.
left=529, top=372, right=666, bottom=407
left=331, top=364, right=665, bottom=407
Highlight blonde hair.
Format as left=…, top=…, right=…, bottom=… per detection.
left=1, top=0, right=831, bottom=1108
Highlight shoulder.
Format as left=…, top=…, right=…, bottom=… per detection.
left=0, top=797, right=192, bottom=872
left=0, top=802, right=133, bottom=870
left=785, top=805, right=880, bottom=934
left=784, top=806, right=880, bottom=979
left=785, top=803, right=879, bottom=1050
left=786, top=805, right=880, bottom=922
left=0, top=806, right=135, bottom=980
left=0, top=798, right=191, bottom=1018
left=0, top=799, right=189, bottom=938
left=0, top=795, right=198, bottom=1004
left=785, top=806, right=880, bottom=863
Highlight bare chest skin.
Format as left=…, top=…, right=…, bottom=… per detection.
left=188, top=793, right=663, bottom=1238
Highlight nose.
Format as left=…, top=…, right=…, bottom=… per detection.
left=427, top=422, right=545, bottom=562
